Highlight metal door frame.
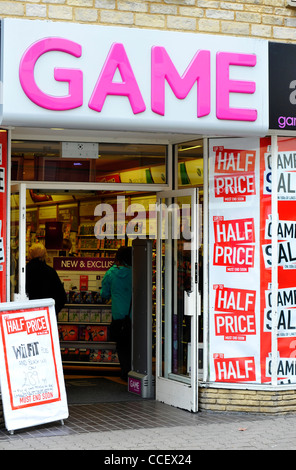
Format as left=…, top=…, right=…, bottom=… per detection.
left=155, top=188, right=200, bottom=412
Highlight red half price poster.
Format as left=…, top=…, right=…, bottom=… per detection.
left=0, top=299, right=68, bottom=433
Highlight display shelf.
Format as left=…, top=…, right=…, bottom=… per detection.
left=59, top=321, right=111, bottom=326
left=62, top=362, right=121, bottom=368
left=60, top=341, right=116, bottom=348
left=58, top=302, right=120, bottom=367
left=64, top=303, right=111, bottom=308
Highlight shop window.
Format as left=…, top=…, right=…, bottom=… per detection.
left=206, top=135, right=296, bottom=386
left=11, top=141, right=167, bottom=184
left=177, top=139, right=203, bottom=188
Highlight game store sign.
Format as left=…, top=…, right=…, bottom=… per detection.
left=0, top=18, right=268, bottom=136
left=269, top=42, right=296, bottom=131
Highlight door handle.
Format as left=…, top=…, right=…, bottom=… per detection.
left=184, top=290, right=196, bottom=316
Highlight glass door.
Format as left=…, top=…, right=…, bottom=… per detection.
left=10, top=183, right=27, bottom=302
left=156, top=189, right=200, bottom=412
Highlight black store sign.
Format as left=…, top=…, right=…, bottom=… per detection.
left=269, top=42, right=296, bottom=131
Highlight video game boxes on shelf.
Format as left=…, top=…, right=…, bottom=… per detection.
left=68, top=308, right=102, bottom=323
left=67, top=290, right=102, bottom=304
left=59, top=324, right=79, bottom=341
left=61, top=347, right=90, bottom=362
left=79, top=325, right=108, bottom=342
left=58, top=324, right=109, bottom=342
left=58, top=308, right=69, bottom=322
left=58, top=308, right=111, bottom=323
left=61, top=347, right=80, bottom=361
left=89, top=349, right=119, bottom=363
left=61, top=348, right=119, bottom=363
left=101, top=309, right=112, bottom=322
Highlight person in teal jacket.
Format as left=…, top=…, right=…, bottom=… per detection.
left=100, top=246, right=132, bottom=381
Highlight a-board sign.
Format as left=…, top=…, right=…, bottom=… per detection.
left=0, top=298, right=68, bottom=433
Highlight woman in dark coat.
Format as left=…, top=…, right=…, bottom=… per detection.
left=26, top=243, right=67, bottom=315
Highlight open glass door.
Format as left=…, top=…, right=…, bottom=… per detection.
left=10, top=183, right=27, bottom=301
left=156, top=189, right=200, bottom=412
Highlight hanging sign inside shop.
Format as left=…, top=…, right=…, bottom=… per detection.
left=61, top=142, right=99, bottom=159
left=0, top=18, right=268, bottom=136
left=53, top=256, right=113, bottom=272
left=0, top=299, right=68, bottom=433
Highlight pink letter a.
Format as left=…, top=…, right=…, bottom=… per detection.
left=88, top=43, right=146, bottom=114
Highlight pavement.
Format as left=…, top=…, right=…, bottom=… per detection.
left=0, top=398, right=295, bottom=451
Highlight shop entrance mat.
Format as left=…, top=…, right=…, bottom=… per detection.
left=65, top=377, right=143, bottom=404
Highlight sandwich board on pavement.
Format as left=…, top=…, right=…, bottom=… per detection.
left=0, top=298, right=68, bottom=434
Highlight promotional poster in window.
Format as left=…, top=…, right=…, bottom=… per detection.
left=209, top=137, right=296, bottom=384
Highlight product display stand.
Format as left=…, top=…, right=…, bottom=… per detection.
left=128, top=239, right=155, bottom=399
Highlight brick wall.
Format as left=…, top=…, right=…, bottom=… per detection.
left=0, top=0, right=296, bottom=43
left=199, top=387, right=296, bottom=414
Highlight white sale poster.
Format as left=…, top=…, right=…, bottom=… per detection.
left=260, top=137, right=296, bottom=384
left=0, top=299, right=68, bottom=433
left=208, top=138, right=261, bottom=383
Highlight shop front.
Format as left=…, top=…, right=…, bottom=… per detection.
left=2, top=17, right=296, bottom=414
left=8, top=137, right=204, bottom=412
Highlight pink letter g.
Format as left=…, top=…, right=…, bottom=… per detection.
left=19, top=37, right=83, bottom=111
